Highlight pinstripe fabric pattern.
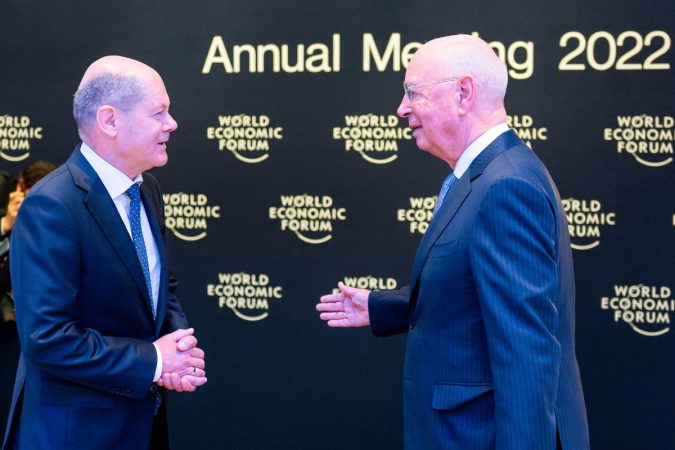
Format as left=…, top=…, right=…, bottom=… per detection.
left=369, top=130, right=589, bottom=450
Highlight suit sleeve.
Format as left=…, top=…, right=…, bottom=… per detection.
left=469, top=176, right=560, bottom=449
left=11, top=192, right=157, bottom=400
left=369, top=286, right=411, bottom=337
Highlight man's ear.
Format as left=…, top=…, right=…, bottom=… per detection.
left=457, top=76, right=475, bottom=116
left=95, top=105, right=119, bottom=137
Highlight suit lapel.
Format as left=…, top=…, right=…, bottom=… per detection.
left=408, top=176, right=471, bottom=290
left=68, top=148, right=155, bottom=319
left=408, top=129, right=523, bottom=297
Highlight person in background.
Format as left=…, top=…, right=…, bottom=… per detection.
left=0, top=163, right=37, bottom=439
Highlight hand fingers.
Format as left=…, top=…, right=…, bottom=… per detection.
left=179, top=378, right=197, bottom=392
left=327, top=318, right=353, bottom=328
left=160, top=373, right=175, bottom=390
left=177, top=335, right=197, bottom=351
left=319, top=293, right=344, bottom=303
left=187, top=357, right=206, bottom=370
left=169, top=373, right=182, bottom=392
left=166, top=328, right=194, bottom=341
left=316, top=301, right=344, bottom=312
left=338, top=282, right=357, bottom=297
left=181, top=376, right=207, bottom=387
left=320, top=312, right=348, bottom=321
left=187, top=347, right=204, bottom=359
left=178, top=367, right=206, bottom=377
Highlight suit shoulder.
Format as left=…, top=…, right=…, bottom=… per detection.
left=484, top=145, right=553, bottom=187
left=25, top=164, right=76, bottom=198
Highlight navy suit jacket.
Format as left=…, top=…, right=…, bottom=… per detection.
left=2, top=146, right=187, bottom=450
left=369, top=131, right=590, bottom=449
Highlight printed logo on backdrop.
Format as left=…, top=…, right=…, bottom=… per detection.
left=601, top=284, right=673, bottom=336
left=397, top=195, right=436, bottom=234
left=206, top=114, right=283, bottom=163
left=163, top=193, right=220, bottom=241
left=333, top=114, right=411, bottom=164
left=506, top=115, right=548, bottom=149
left=0, top=115, right=43, bottom=162
left=604, top=115, right=673, bottom=167
left=332, top=276, right=398, bottom=294
left=269, top=194, right=346, bottom=244
left=207, top=272, right=283, bottom=321
left=562, top=198, right=616, bottom=250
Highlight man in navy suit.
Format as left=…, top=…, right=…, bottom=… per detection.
left=317, top=35, right=590, bottom=449
left=3, top=56, right=207, bottom=450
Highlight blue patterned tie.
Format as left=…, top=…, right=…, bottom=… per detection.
left=127, top=183, right=162, bottom=415
left=126, top=183, right=154, bottom=319
left=433, top=172, right=457, bottom=215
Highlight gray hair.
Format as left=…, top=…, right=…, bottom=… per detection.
left=73, top=73, right=144, bottom=129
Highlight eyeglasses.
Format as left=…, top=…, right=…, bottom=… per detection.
left=403, top=78, right=458, bottom=102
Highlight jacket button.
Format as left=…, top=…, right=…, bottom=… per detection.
left=149, top=384, right=158, bottom=393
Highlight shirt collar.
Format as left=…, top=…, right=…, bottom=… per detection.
left=80, top=142, right=143, bottom=199
left=453, top=122, right=510, bottom=179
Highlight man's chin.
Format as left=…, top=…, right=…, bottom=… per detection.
left=151, top=153, right=169, bottom=169
left=414, top=138, right=429, bottom=152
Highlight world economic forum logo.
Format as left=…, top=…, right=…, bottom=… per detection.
left=207, top=114, right=283, bottom=163
left=0, top=115, right=43, bottom=162
left=333, top=114, right=411, bottom=164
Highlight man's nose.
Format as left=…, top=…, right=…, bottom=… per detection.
left=397, top=95, right=411, bottom=118
left=164, top=113, right=178, bottom=132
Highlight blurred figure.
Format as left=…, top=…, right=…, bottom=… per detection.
left=0, top=160, right=55, bottom=439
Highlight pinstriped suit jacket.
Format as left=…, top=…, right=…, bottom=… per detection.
left=369, top=130, right=590, bottom=450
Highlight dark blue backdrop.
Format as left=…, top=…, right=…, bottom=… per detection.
left=1, top=1, right=673, bottom=448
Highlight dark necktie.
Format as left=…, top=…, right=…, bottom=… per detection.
left=126, top=183, right=154, bottom=319
left=433, top=172, right=457, bottom=215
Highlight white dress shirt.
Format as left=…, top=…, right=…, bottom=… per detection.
left=80, top=142, right=163, bottom=380
left=453, top=122, right=510, bottom=179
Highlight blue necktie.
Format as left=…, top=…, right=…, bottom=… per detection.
left=126, top=183, right=154, bottom=319
left=433, top=172, right=457, bottom=215
left=127, top=183, right=162, bottom=415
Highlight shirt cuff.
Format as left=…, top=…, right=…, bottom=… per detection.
left=152, top=343, right=162, bottom=382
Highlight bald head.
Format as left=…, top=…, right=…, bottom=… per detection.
left=73, top=56, right=161, bottom=134
left=410, top=35, right=508, bottom=109
left=397, top=35, right=509, bottom=166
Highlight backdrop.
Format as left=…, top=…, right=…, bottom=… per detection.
left=1, top=1, right=673, bottom=449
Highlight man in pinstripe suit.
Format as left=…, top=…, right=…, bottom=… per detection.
left=317, top=35, right=590, bottom=449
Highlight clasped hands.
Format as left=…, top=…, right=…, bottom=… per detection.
left=154, top=328, right=207, bottom=392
